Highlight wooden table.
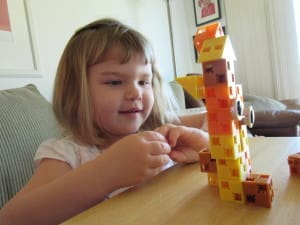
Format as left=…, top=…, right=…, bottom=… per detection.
left=62, top=137, right=300, bottom=225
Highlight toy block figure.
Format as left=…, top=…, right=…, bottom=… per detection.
left=243, top=174, right=274, bottom=208
left=194, top=22, right=224, bottom=52
left=288, top=152, right=300, bottom=175
left=175, top=21, right=273, bottom=208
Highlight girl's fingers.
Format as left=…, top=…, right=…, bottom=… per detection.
left=149, top=142, right=171, bottom=155
left=149, top=154, right=171, bottom=169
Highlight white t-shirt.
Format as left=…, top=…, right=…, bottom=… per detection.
left=34, top=136, right=101, bottom=169
left=34, top=136, right=174, bottom=197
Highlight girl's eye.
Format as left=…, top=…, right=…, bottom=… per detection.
left=139, top=80, right=151, bottom=86
left=105, top=80, right=122, bottom=85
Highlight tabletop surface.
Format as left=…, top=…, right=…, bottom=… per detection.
left=62, top=137, right=300, bottom=225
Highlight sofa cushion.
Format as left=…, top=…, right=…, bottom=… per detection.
left=0, top=84, right=61, bottom=208
left=280, top=98, right=300, bottom=110
left=244, top=94, right=287, bottom=111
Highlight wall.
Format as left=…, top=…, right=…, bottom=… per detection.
left=169, top=0, right=226, bottom=77
left=0, top=0, right=174, bottom=101
left=224, top=0, right=275, bottom=98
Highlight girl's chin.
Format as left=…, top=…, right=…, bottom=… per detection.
left=110, top=127, right=140, bottom=137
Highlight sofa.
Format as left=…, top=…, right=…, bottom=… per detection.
left=244, top=95, right=300, bottom=137
left=0, top=84, right=62, bottom=209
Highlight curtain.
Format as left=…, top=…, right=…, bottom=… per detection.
left=265, top=0, right=300, bottom=99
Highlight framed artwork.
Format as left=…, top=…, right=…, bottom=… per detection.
left=193, top=0, right=221, bottom=26
left=0, top=0, right=40, bottom=77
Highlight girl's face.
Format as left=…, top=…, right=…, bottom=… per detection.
left=87, top=45, right=154, bottom=139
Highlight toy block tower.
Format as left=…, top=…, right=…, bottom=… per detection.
left=177, top=22, right=274, bottom=208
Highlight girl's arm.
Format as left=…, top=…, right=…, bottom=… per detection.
left=0, top=155, right=119, bottom=225
left=177, top=111, right=207, bottom=130
left=0, top=131, right=171, bottom=225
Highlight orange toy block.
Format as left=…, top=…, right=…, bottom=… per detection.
left=243, top=174, right=274, bottom=208
left=194, top=22, right=224, bottom=52
left=207, top=119, right=239, bottom=135
left=207, top=110, right=237, bottom=124
left=205, top=85, right=236, bottom=101
left=288, top=152, right=300, bottom=175
left=199, top=149, right=217, bottom=173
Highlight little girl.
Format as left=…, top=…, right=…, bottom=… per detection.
left=0, top=18, right=208, bottom=225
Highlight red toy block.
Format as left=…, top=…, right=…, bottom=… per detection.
left=199, top=149, right=217, bottom=173
left=202, top=59, right=235, bottom=87
left=243, top=174, right=274, bottom=208
left=288, top=152, right=300, bottom=175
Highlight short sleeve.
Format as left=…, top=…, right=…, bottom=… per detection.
left=34, top=138, right=81, bottom=169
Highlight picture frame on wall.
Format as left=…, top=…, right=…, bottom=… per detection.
left=0, top=0, right=40, bottom=77
left=193, top=0, right=221, bottom=26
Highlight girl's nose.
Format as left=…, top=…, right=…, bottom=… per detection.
left=125, top=84, right=142, bottom=101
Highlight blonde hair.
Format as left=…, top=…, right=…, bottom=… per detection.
left=53, top=18, right=178, bottom=146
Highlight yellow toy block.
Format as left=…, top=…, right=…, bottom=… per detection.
left=239, top=125, right=250, bottom=152
left=176, top=75, right=205, bottom=100
left=210, top=133, right=244, bottom=159
left=216, top=156, right=249, bottom=181
left=194, top=22, right=224, bottom=52
left=218, top=179, right=245, bottom=203
left=199, top=35, right=236, bottom=63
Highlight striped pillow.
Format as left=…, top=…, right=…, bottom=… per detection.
left=0, top=84, right=61, bottom=208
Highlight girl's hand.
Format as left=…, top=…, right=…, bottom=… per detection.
left=103, top=131, right=171, bottom=189
left=155, top=124, right=209, bottom=163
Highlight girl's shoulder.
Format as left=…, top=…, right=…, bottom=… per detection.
left=34, top=136, right=101, bottom=169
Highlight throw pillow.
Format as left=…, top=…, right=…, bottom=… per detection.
left=244, top=94, right=287, bottom=112
left=0, top=84, right=61, bottom=208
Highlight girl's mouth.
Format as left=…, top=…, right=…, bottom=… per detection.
left=119, top=108, right=142, bottom=114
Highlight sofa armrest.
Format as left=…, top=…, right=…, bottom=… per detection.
left=253, top=110, right=300, bottom=128
left=250, top=110, right=300, bottom=136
